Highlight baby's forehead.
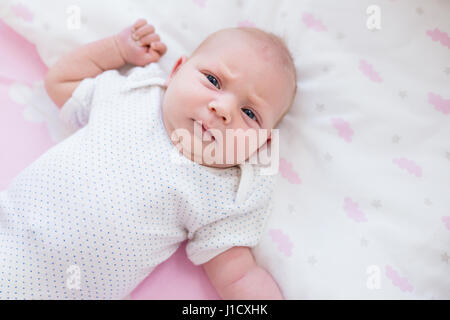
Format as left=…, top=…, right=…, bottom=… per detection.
left=196, top=43, right=288, bottom=92
left=196, top=33, right=286, bottom=77
left=197, top=29, right=295, bottom=81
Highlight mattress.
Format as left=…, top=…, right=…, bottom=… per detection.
left=1, top=0, right=449, bottom=299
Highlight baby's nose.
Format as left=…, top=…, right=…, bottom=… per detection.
left=208, top=103, right=232, bottom=124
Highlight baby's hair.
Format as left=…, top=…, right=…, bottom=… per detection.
left=192, top=27, right=298, bottom=128
left=235, top=27, right=297, bottom=104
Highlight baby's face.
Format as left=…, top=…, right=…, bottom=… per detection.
left=161, top=31, right=293, bottom=168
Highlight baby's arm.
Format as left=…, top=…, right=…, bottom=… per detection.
left=44, top=35, right=123, bottom=108
left=203, top=246, right=284, bottom=300
left=45, top=19, right=166, bottom=108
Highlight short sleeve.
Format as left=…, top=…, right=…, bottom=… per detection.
left=58, top=63, right=165, bottom=131
left=58, top=76, right=97, bottom=131
left=186, top=166, right=276, bottom=265
left=58, top=66, right=124, bottom=131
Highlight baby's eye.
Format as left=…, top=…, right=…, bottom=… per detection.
left=242, top=108, right=258, bottom=122
left=206, top=74, right=220, bottom=89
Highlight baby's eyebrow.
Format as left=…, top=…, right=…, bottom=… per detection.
left=249, top=92, right=268, bottom=108
left=218, top=63, right=266, bottom=104
left=218, top=61, right=239, bottom=81
left=218, top=61, right=268, bottom=124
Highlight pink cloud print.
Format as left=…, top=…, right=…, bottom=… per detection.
left=385, top=265, right=414, bottom=293
left=428, top=92, right=450, bottom=115
left=442, top=216, right=450, bottom=231
left=426, top=28, right=450, bottom=49
left=237, top=20, right=256, bottom=28
left=343, top=197, right=368, bottom=222
left=192, top=0, right=206, bottom=8
left=392, top=158, right=422, bottom=177
left=359, top=59, right=382, bottom=83
left=302, top=13, right=327, bottom=32
left=11, top=4, right=34, bottom=22
left=269, top=229, right=293, bottom=257
left=331, top=118, right=354, bottom=142
left=279, top=158, right=301, bottom=184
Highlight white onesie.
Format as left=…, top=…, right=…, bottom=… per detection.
left=0, top=63, right=275, bottom=299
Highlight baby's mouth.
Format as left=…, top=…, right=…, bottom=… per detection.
left=194, top=119, right=215, bottom=141
left=202, top=124, right=215, bottom=141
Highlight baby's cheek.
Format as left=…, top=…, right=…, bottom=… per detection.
left=165, top=81, right=194, bottom=114
left=223, top=130, right=261, bottom=164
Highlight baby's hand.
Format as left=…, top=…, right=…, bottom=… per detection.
left=114, top=19, right=167, bottom=67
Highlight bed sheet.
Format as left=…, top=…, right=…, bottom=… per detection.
left=1, top=0, right=449, bottom=299
left=0, top=18, right=220, bottom=300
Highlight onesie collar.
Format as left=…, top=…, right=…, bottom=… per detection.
left=122, top=63, right=167, bottom=92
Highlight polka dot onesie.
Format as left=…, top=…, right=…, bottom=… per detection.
left=0, top=63, right=276, bottom=299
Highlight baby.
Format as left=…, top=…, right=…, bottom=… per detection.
left=0, top=19, right=296, bottom=300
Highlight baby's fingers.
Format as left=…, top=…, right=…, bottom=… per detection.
left=132, top=24, right=155, bottom=41
left=151, top=42, right=167, bottom=56
left=144, top=50, right=161, bottom=64
left=132, top=19, right=147, bottom=32
left=138, top=33, right=160, bottom=46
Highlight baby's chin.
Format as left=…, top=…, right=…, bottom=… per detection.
left=200, top=161, right=240, bottom=169
left=178, top=139, right=250, bottom=168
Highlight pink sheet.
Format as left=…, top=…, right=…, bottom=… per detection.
left=0, top=19, right=220, bottom=300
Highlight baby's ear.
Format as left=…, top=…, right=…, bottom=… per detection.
left=165, top=55, right=188, bottom=87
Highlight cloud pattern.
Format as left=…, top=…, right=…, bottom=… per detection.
left=192, top=0, right=206, bottom=8
left=269, top=229, right=293, bottom=257
left=426, top=28, right=450, bottom=49
left=442, top=216, right=450, bottom=231
left=11, top=4, right=34, bottom=22
left=428, top=92, right=450, bottom=115
left=279, top=158, right=301, bottom=184
left=385, top=265, right=414, bottom=293
left=393, top=158, right=422, bottom=177
left=359, top=59, right=382, bottom=83
left=302, top=13, right=327, bottom=32
left=343, top=197, right=368, bottom=223
left=331, top=118, right=354, bottom=142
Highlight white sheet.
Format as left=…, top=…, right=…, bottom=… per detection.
left=1, top=0, right=449, bottom=299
